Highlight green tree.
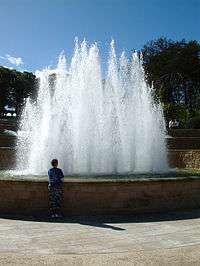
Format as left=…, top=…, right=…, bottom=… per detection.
left=142, top=37, right=200, bottom=125
left=0, top=67, right=37, bottom=117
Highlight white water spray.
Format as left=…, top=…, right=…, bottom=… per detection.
left=16, top=40, right=168, bottom=175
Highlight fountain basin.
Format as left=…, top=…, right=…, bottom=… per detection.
left=1, top=174, right=200, bottom=216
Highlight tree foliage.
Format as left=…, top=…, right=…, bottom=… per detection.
left=0, top=37, right=200, bottom=128
left=0, top=67, right=37, bottom=118
left=142, top=37, right=200, bottom=126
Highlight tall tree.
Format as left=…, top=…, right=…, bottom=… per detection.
left=142, top=38, right=200, bottom=123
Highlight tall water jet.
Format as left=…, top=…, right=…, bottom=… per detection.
left=16, top=40, right=168, bottom=175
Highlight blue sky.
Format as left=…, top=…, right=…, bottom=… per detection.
left=0, top=0, right=199, bottom=72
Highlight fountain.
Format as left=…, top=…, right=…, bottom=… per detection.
left=1, top=40, right=200, bottom=216
left=16, top=40, right=168, bottom=175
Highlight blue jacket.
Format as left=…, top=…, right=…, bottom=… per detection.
left=48, top=167, right=64, bottom=187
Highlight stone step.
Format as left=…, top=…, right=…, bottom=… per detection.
left=0, top=135, right=16, bottom=147
left=169, top=129, right=200, bottom=137
left=168, top=149, right=200, bottom=169
left=167, top=137, right=200, bottom=149
left=0, top=121, right=17, bottom=132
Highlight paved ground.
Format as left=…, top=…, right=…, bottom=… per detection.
left=0, top=211, right=200, bottom=265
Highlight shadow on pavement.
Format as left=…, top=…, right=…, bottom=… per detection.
left=1, top=208, right=200, bottom=230
left=78, top=221, right=126, bottom=231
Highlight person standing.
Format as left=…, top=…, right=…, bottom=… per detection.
left=48, top=159, right=64, bottom=218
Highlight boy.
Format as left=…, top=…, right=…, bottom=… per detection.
left=48, top=159, right=64, bottom=218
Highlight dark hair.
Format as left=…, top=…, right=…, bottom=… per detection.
left=51, top=159, right=58, bottom=167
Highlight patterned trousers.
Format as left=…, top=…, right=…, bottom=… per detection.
left=48, top=185, right=63, bottom=215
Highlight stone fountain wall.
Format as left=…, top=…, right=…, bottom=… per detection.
left=0, top=176, right=200, bottom=216
left=0, top=125, right=200, bottom=217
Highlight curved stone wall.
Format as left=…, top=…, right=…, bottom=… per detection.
left=169, top=129, right=200, bottom=137
left=0, top=176, right=200, bottom=216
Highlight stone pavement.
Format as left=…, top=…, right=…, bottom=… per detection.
left=0, top=211, right=200, bottom=265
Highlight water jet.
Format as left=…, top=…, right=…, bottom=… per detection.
left=16, top=40, right=168, bottom=175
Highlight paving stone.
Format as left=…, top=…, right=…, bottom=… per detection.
left=0, top=210, right=200, bottom=265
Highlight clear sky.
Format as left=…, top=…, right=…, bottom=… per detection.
left=0, top=0, right=199, bottom=72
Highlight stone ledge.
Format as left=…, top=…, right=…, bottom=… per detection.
left=0, top=174, right=200, bottom=183
left=167, top=137, right=200, bottom=149
left=169, top=129, right=200, bottom=137
left=0, top=177, right=200, bottom=216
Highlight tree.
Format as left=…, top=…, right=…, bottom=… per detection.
left=142, top=37, right=200, bottom=125
left=0, top=67, right=37, bottom=118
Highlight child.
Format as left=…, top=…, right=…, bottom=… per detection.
left=48, top=159, right=64, bottom=218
